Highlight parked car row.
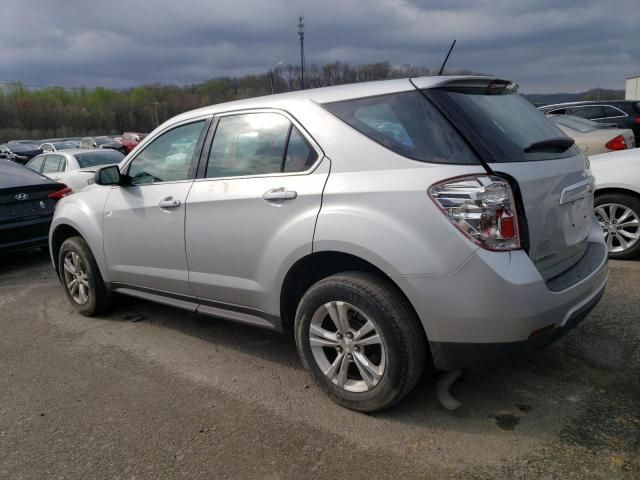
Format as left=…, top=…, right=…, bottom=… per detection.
left=0, top=131, right=147, bottom=166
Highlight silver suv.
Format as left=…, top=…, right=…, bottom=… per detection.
left=50, top=76, right=608, bottom=412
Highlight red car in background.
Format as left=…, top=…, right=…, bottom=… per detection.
left=120, top=132, right=147, bottom=153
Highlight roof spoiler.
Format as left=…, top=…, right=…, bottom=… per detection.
left=411, top=76, right=519, bottom=93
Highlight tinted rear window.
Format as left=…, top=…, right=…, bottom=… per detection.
left=73, top=150, right=125, bottom=168
left=323, top=91, right=479, bottom=165
left=429, top=87, right=578, bottom=162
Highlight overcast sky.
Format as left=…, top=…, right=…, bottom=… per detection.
left=1, top=0, right=637, bottom=93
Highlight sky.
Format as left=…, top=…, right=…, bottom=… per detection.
left=1, top=0, right=637, bottom=94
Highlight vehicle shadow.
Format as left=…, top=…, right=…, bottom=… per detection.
left=106, top=294, right=303, bottom=371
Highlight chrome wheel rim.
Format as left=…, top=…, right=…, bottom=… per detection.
left=309, top=301, right=386, bottom=393
left=595, top=203, right=640, bottom=253
left=62, top=251, right=90, bottom=305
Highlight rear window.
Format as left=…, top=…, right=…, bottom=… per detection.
left=323, top=91, right=479, bottom=165
left=429, top=87, right=578, bottom=162
left=73, top=150, right=125, bottom=168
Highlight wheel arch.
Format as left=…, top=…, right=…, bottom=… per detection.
left=50, top=223, right=83, bottom=276
left=279, top=250, right=431, bottom=364
left=595, top=186, right=640, bottom=202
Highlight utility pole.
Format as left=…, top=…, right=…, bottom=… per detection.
left=297, top=16, right=305, bottom=90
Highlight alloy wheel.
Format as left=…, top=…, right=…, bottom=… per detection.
left=62, top=251, right=90, bottom=305
left=595, top=203, right=640, bottom=254
left=309, top=301, right=386, bottom=393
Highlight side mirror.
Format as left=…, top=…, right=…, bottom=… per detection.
left=95, top=165, right=125, bottom=186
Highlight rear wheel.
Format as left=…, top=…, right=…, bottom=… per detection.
left=294, top=272, right=426, bottom=412
left=594, top=193, right=640, bottom=260
left=58, top=236, right=113, bottom=316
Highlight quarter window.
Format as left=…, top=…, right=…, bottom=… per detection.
left=206, top=113, right=317, bottom=178
left=127, top=120, right=205, bottom=185
left=323, top=91, right=479, bottom=164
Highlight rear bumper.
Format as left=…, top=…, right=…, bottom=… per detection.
left=428, top=283, right=605, bottom=370
left=392, top=232, right=608, bottom=370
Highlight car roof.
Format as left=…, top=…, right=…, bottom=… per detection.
left=168, top=75, right=504, bottom=123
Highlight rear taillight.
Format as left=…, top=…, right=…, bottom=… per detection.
left=605, top=135, right=627, bottom=151
left=429, top=175, right=521, bottom=251
left=635, top=115, right=640, bottom=125
left=48, top=187, right=73, bottom=199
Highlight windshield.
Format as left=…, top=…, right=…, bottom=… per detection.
left=428, top=87, right=578, bottom=162
left=549, top=115, right=598, bottom=133
left=73, top=150, right=125, bottom=168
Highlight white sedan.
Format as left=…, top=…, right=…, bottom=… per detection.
left=25, top=149, right=125, bottom=192
left=590, top=148, right=640, bottom=259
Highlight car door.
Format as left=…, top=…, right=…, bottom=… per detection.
left=185, top=111, right=329, bottom=318
left=102, top=117, right=210, bottom=295
left=41, top=154, right=66, bottom=181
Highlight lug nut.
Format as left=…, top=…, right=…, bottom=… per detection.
left=336, top=332, right=343, bottom=340
left=336, top=346, right=343, bottom=353
left=345, top=332, right=353, bottom=340
left=354, top=345, right=360, bottom=352
left=347, top=353, right=353, bottom=360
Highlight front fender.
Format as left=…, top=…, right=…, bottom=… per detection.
left=49, top=187, right=111, bottom=281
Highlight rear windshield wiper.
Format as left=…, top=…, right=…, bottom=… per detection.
left=524, top=137, right=575, bottom=154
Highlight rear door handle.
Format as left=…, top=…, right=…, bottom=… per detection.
left=158, top=196, right=181, bottom=209
left=263, top=188, right=297, bottom=202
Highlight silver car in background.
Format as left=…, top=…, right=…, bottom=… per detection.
left=26, top=149, right=125, bottom=192
left=49, top=76, right=608, bottom=411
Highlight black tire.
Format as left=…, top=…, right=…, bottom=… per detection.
left=294, top=272, right=426, bottom=412
left=594, top=192, right=640, bottom=260
left=58, top=236, right=113, bottom=316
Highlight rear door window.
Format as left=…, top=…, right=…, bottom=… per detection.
left=206, top=113, right=319, bottom=178
left=323, top=91, right=479, bottom=164
left=42, top=155, right=65, bottom=173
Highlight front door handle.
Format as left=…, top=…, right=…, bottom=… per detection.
left=158, top=196, right=181, bottom=209
left=263, top=188, right=298, bottom=202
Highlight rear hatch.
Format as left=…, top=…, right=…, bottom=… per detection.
left=416, top=77, right=594, bottom=279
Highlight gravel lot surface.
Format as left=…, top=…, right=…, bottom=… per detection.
left=1, top=250, right=638, bottom=479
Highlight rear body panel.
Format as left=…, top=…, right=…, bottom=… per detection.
left=491, top=154, right=593, bottom=279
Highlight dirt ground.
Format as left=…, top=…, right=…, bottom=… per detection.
left=1, top=250, right=638, bottom=479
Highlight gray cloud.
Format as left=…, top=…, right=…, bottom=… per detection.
left=0, top=0, right=636, bottom=93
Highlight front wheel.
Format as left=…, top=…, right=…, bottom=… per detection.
left=294, top=272, right=426, bottom=412
left=594, top=193, right=640, bottom=260
left=58, top=236, right=113, bottom=316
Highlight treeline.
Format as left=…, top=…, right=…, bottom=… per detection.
left=0, top=62, right=478, bottom=142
